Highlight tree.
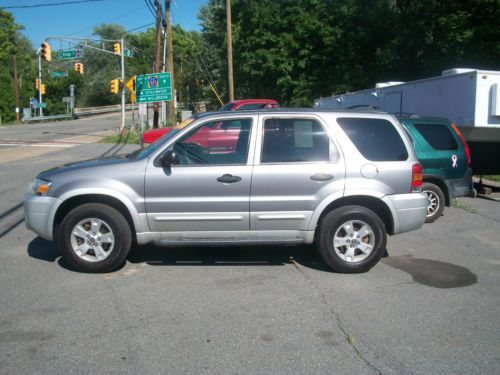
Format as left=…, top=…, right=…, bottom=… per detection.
left=198, top=0, right=500, bottom=106
left=0, top=10, right=37, bottom=122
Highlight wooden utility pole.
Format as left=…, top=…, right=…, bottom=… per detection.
left=12, top=54, right=20, bottom=122
left=165, top=0, right=175, bottom=125
left=226, top=0, right=234, bottom=101
left=153, top=0, right=163, bottom=128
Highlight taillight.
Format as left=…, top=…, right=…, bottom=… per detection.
left=451, top=124, right=471, bottom=168
left=411, top=164, right=423, bottom=192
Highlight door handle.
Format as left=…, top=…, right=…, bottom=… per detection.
left=310, top=173, right=334, bottom=181
left=217, top=174, right=242, bottom=183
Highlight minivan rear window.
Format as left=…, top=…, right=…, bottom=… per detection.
left=337, top=118, right=408, bottom=161
left=413, top=123, right=458, bottom=150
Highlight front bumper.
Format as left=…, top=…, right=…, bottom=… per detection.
left=382, top=193, right=427, bottom=235
left=24, top=193, right=62, bottom=241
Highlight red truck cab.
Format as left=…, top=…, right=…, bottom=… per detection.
left=142, top=99, right=279, bottom=144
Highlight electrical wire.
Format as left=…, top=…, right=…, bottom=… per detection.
left=1, top=0, right=105, bottom=9
left=126, top=22, right=155, bottom=33
left=144, top=0, right=156, bottom=19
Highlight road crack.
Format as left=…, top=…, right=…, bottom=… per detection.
left=289, top=258, right=382, bottom=375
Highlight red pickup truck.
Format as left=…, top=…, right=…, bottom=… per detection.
left=142, top=99, right=279, bottom=144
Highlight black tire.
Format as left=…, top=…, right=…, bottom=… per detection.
left=422, top=182, right=445, bottom=223
left=57, top=203, right=132, bottom=273
left=317, top=205, right=387, bottom=273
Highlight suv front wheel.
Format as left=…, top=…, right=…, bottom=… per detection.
left=318, top=206, right=387, bottom=273
left=57, top=203, right=132, bottom=273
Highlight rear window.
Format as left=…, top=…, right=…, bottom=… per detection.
left=413, top=123, right=458, bottom=150
left=337, top=117, right=408, bottom=161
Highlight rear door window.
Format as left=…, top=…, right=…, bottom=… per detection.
left=337, top=117, right=408, bottom=161
left=261, top=118, right=330, bottom=163
left=413, top=124, right=458, bottom=150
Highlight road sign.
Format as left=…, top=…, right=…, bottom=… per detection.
left=50, top=71, right=68, bottom=77
left=62, top=97, right=71, bottom=103
left=125, top=76, right=136, bottom=91
left=136, top=72, right=172, bottom=103
left=39, top=103, right=47, bottom=109
left=57, top=50, right=83, bottom=59
left=123, top=49, right=134, bottom=58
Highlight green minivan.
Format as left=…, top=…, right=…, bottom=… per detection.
left=398, top=116, right=473, bottom=223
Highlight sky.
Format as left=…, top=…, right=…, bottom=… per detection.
left=6, top=0, right=208, bottom=47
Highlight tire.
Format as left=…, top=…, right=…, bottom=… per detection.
left=317, top=205, right=387, bottom=273
left=422, top=182, right=445, bottom=223
left=57, top=203, right=132, bottom=273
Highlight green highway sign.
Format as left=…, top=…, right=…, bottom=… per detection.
left=50, top=71, right=68, bottom=77
left=136, top=72, right=172, bottom=103
left=35, top=102, right=47, bottom=109
left=57, top=49, right=83, bottom=59
left=123, top=48, right=134, bottom=57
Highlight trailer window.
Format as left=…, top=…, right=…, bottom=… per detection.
left=413, top=124, right=458, bottom=150
left=338, top=117, right=408, bottom=161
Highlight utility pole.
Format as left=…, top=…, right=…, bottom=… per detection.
left=38, top=52, right=43, bottom=117
left=165, top=0, right=175, bottom=124
left=12, top=55, right=20, bottom=122
left=226, top=0, right=234, bottom=101
left=120, top=37, right=125, bottom=131
left=153, top=0, right=162, bottom=128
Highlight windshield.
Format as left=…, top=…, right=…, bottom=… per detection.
left=133, top=129, right=181, bottom=159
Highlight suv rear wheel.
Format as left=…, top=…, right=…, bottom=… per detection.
left=422, top=182, right=445, bottom=223
left=317, top=205, right=387, bottom=273
left=57, top=203, right=132, bottom=273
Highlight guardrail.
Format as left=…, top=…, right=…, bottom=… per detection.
left=74, top=104, right=134, bottom=117
left=22, top=114, right=73, bottom=122
left=22, top=104, right=136, bottom=122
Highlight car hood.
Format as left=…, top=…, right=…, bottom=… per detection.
left=38, top=153, right=135, bottom=179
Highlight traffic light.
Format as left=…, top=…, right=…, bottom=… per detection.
left=35, top=79, right=39, bottom=89
left=74, top=63, right=84, bottom=75
left=41, top=84, right=46, bottom=95
left=40, top=42, right=52, bottom=61
left=113, top=42, right=121, bottom=55
left=110, top=78, right=119, bottom=94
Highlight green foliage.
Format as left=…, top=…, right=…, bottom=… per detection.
left=0, top=10, right=37, bottom=123
left=198, top=0, right=500, bottom=106
left=100, top=129, right=141, bottom=144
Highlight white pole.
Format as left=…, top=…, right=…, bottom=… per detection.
left=38, top=53, right=43, bottom=117
left=120, top=37, right=125, bottom=131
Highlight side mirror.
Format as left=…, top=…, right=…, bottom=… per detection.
left=161, top=149, right=178, bottom=167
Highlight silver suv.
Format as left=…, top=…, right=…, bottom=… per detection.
left=24, top=109, right=427, bottom=273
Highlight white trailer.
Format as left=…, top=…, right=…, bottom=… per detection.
left=314, top=68, right=500, bottom=173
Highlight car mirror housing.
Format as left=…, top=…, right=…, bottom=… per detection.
left=162, top=149, right=178, bottom=167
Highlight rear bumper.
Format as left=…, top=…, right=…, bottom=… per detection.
left=446, top=168, right=473, bottom=198
left=382, top=193, right=427, bottom=235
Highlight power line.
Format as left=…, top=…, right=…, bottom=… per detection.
left=68, top=5, right=146, bottom=37
left=144, top=0, right=156, bottom=19
left=1, top=0, right=105, bottom=9
left=126, top=22, right=155, bottom=33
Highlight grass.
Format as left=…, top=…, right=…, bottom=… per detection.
left=481, top=175, right=500, bottom=182
left=100, top=129, right=141, bottom=144
left=452, top=199, right=478, bottom=213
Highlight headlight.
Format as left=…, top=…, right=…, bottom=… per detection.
left=32, top=178, right=52, bottom=196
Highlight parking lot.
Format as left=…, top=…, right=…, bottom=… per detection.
left=1, top=142, right=499, bottom=375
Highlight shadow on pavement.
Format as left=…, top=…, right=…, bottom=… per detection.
left=27, top=237, right=59, bottom=262
left=127, top=244, right=333, bottom=272
left=27, top=237, right=332, bottom=272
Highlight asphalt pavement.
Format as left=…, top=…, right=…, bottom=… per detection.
left=0, top=122, right=499, bottom=375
